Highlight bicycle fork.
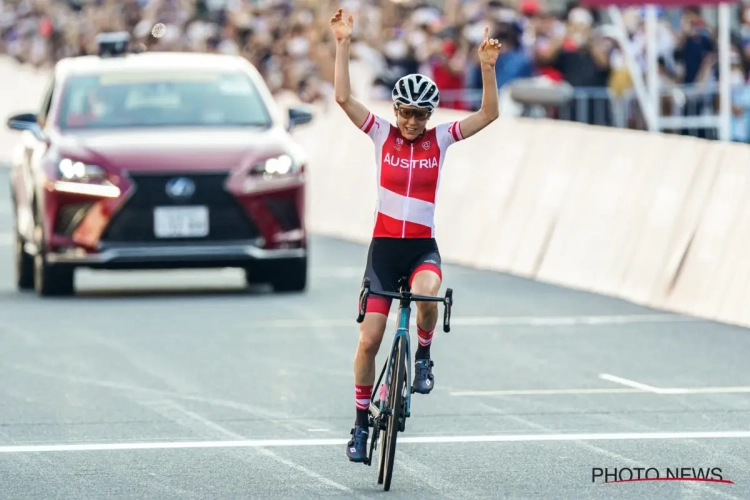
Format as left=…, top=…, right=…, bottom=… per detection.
left=367, top=306, right=414, bottom=446
left=370, top=307, right=413, bottom=417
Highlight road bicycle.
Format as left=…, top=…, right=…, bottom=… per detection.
left=356, top=275, right=453, bottom=491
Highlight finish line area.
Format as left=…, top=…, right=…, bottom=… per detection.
left=3, top=372, right=750, bottom=455
left=0, top=197, right=748, bottom=499
left=1, top=317, right=748, bottom=500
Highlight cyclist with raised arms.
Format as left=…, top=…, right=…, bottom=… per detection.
left=329, top=8, right=501, bottom=463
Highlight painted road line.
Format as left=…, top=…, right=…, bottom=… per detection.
left=2, top=430, right=750, bottom=454
left=450, top=385, right=750, bottom=397
left=599, top=373, right=663, bottom=393
left=239, top=314, right=700, bottom=329
left=450, top=388, right=644, bottom=396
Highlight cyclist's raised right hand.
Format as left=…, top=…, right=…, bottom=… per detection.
left=330, top=8, right=353, bottom=42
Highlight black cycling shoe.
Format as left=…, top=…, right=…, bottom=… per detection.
left=346, top=425, right=369, bottom=463
left=412, top=358, right=435, bottom=394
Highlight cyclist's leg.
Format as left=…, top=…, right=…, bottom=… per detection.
left=408, top=241, right=442, bottom=394
left=354, top=312, right=389, bottom=424
left=348, top=238, right=397, bottom=463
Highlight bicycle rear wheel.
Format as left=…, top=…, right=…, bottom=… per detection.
left=382, top=336, right=407, bottom=491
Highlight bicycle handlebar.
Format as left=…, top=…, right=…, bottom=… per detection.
left=356, top=277, right=453, bottom=333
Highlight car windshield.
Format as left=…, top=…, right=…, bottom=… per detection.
left=58, top=70, right=272, bottom=130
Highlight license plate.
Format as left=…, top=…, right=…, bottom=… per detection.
left=153, top=206, right=209, bottom=238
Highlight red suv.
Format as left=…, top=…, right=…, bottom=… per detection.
left=6, top=34, right=313, bottom=297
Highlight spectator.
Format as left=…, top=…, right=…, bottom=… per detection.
left=0, top=0, right=746, bottom=141
left=467, top=19, right=533, bottom=109
left=428, top=29, right=468, bottom=110
left=537, top=7, right=613, bottom=125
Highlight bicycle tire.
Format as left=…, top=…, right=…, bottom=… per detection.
left=377, top=344, right=397, bottom=485
left=377, top=428, right=387, bottom=484
left=376, top=393, right=388, bottom=483
left=382, top=337, right=407, bottom=491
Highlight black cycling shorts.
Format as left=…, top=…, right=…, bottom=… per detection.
left=361, top=237, right=442, bottom=316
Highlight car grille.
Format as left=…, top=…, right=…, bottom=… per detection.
left=264, top=197, right=301, bottom=231
left=100, top=172, right=260, bottom=243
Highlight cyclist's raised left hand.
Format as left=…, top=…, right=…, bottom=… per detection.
left=477, top=27, right=501, bottom=67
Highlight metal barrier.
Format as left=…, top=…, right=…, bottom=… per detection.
left=435, top=81, right=750, bottom=143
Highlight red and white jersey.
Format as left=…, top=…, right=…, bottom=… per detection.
left=359, top=112, right=465, bottom=239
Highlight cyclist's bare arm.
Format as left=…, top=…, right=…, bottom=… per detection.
left=458, top=30, right=501, bottom=139
left=331, top=9, right=370, bottom=129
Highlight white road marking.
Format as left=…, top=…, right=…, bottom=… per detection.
left=474, top=402, right=742, bottom=500
left=12, top=364, right=331, bottom=440
left=145, top=400, right=355, bottom=495
left=448, top=382, right=750, bottom=397
left=2, top=430, right=750, bottom=454
left=241, top=314, right=699, bottom=329
left=450, top=388, right=643, bottom=396
left=434, top=314, right=700, bottom=326
left=451, top=385, right=750, bottom=397
left=599, top=373, right=663, bottom=393
left=655, top=386, right=750, bottom=395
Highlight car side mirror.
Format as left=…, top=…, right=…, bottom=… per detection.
left=7, top=112, right=48, bottom=142
left=287, top=105, right=314, bottom=132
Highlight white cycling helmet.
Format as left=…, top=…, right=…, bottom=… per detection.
left=392, top=73, right=440, bottom=110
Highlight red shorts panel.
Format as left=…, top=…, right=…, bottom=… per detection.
left=409, top=263, right=442, bottom=287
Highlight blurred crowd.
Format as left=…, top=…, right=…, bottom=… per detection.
left=3, top=0, right=750, bottom=141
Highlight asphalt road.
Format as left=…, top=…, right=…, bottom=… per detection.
left=1, top=168, right=749, bottom=499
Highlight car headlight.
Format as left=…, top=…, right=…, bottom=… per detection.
left=58, top=159, right=106, bottom=181
left=250, top=154, right=297, bottom=177
left=54, top=158, right=120, bottom=197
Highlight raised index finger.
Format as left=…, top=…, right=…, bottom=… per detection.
left=484, top=26, right=489, bottom=42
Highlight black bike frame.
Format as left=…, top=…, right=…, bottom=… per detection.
left=357, top=276, right=453, bottom=422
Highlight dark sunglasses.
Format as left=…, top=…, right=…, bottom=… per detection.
left=396, top=106, right=431, bottom=121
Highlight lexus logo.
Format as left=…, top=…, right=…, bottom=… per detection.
left=165, top=177, right=195, bottom=200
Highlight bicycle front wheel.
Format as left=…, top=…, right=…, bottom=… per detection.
left=382, top=336, right=407, bottom=491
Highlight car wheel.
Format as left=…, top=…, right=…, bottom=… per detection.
left=244, top=256, right=308, bottom=293
left=32, top=221, right=75, bottom=297
left=270, top=256, right=307, bottom=293
left=13, top=229, right=34, bottom=291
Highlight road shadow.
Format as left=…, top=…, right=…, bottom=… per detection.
left=74, top=284, right=273, bottom=300
left=0, top=283, right=312, bottom=301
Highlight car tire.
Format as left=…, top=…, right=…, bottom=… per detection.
left=270, top=256, right=307, bottom=293
left=13, top=229, right=34, bottom=291
left=244, top=256, right=307, bottom=293
left=32, top=217, right=75, bottom=297
left=34, top=252, right=75, bottom=297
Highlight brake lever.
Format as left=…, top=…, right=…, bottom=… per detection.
left=357, top=278, right=371, bottom=323
left=443, top=288, right=452, bottom=333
